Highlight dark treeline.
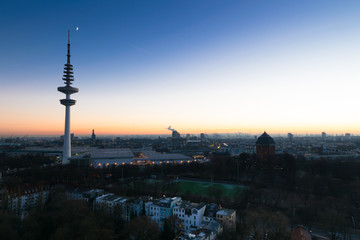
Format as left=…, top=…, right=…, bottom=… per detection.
left=0, top=153, right=53, bottom=169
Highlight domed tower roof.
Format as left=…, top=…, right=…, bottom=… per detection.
left=256, top=132, right=275, bottom=145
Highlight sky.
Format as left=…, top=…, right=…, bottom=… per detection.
left=1, top=0, right=360, bottom=136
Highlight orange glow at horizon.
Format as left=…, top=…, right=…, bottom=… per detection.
left=1, top=123, right=360, bottom=136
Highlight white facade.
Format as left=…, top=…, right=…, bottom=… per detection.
left=147, top=197, right=181, bottom=229
left=173, top=201, right=206, bottom=232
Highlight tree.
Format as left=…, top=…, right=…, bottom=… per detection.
left=318, top=208, right=348, bottom=240
left=161, top=218, right=175, bottom=240
left=121, top=216, right=160, bottom=240
left=0, top=212, right=20, bottom=240
left=245, top=209, right=290, bottom=240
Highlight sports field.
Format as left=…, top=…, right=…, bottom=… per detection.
left=174, top=179, right=246, bottom=199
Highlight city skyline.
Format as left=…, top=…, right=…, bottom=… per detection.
left=1, top=0, right=360, bottom=136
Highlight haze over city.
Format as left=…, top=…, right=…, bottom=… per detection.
left=1, top=0, right=360, bottom=136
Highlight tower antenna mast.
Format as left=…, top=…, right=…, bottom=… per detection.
left=57, top=30, right=79, bottom=164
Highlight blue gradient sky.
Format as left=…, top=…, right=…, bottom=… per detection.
left=1, top=1, right=360, bottom=136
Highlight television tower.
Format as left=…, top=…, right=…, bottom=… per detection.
left=58, top=30, right=79, bottom=164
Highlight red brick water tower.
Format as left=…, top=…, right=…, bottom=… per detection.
left=256, top=132, right=275, bottom=169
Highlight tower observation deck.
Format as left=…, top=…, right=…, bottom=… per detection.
left=58, top=30, right=79, bottom=164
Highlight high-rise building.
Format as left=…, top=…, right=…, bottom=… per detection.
left=287, top=133, right=293, bottom=141
left=91, top=129, right=96, bottom=141
left=322, top=132, right=326, bottom=139
left=345, top=133, right=351, bottom=140
left=200, top=133, right=205, bottom=141
left=57, top=31, right=79, bottom=164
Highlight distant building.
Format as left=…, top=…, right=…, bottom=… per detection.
left=288, top=133, right=294, bottom=141
left=60, top=133, right=74, bottom=141
left=345, top=133, right=351, bottom=140
left=216, top=208, right=236, bottom=231
left=172, top=130, right=181, bottom=138
left=256, top=132, right=275, bottom=169
left=322, top=132, right=326, bottom=139
left=91, top=129, right=96, bottom=141
left=72, top=148, right=134, bottom=167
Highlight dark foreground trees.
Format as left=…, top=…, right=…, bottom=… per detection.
left=120, top=216, right=160, bottom=240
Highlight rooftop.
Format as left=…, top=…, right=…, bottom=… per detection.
left=216, top=208, right=235, bottom=216
left=256, top=132, right=275, bottom=145
left=176, top=200, right=206, bottom=210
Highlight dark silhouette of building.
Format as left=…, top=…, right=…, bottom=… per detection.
left=172, top=130, right=180, bottom=138
left=256, top=132, right=275, bottom=169
left=288, top=132, right=293, bottom=141
left=91, top=129, right=96, bottom=141
left=322, top=131, right=326, bottom=139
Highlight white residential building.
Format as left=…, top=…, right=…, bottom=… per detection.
left=148, top=197, right=181, bottom=229
left=173, top=200, right=206, bottom=232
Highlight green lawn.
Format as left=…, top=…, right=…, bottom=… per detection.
left=174, top=180, right=246, bottom=199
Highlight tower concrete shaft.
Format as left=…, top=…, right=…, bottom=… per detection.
left=58, top=30, right=79, bottom=164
